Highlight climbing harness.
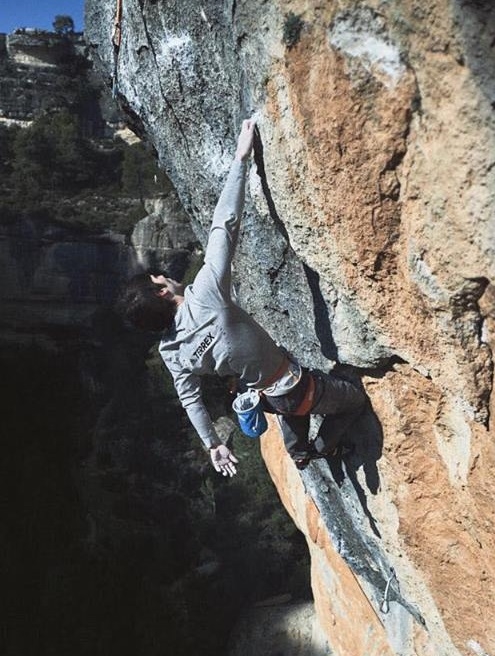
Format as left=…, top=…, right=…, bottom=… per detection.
left=112, top=0, right=123, bottom=98
left=380, top=567, right=399, bottom=614
left=292, top=374, right=316, bottom=416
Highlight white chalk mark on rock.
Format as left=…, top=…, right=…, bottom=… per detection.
left=329, top=8, right=405, bottom=89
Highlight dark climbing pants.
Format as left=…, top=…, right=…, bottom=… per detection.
left=262, top=369, right=366, bottom=459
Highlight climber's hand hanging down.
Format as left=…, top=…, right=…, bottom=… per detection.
left=210, top=444, right=239, bottom=477
left=235, top=118, right=256, bottom=162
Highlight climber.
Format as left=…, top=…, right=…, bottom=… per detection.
left=120, top=119, right=366, bottom=477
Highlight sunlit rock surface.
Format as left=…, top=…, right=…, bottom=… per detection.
left=226, top=599, right=329, bottom=656
left=86, top=1, right=495, bottom=654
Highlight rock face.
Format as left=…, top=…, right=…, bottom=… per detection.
left=86, top=2, right=495, bottom=655
left=226, top=600, right=329, bottom=656
left=0, top=29, right=119, bottom=133
left=0, top=27, right=199, bottom=350
left=0, top=219, right=130, bottom=348
left=131, top=194, right=199, bottom=279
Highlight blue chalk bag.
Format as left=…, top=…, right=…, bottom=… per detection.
left=232, top=389, right=268, bottom=439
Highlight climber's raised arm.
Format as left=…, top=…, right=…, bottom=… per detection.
left=195, top=120, right=255, bottom=295
left=234, top=118, right=256, bottom=162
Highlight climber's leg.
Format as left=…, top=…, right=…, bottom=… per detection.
left=262, top=369, right=366, bottom=467
left=262, top=372, right=315, bottom=463
left=310, top=370, right=366, bottom=415
left=310, top=370, right=366, bottom=455
left=276, top=414, right=311, bottom=459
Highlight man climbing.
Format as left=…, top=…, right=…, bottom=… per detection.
left=120, top=119, right=365, bottom=477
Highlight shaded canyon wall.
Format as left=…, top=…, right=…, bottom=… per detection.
left=86, top=2, right=495, bottom=655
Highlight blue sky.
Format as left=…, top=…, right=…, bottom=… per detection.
left=1, top=1, right=84, bottom=33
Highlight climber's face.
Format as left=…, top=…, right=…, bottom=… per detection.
left=150, top=274, right=184, bottom=298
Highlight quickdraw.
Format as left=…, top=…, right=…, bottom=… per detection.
left=112, top=0, right=123, bottom=97
left=380, top=567, right=399, bottom=614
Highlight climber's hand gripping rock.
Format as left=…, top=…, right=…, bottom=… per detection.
left=235, top=118, right=256, bottom=162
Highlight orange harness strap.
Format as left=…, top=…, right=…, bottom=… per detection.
left=259, top=357, right=290, bottom=390
left=292, top=374, right=316, bottom=416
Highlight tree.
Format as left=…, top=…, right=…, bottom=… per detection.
left=53, top=15, right=74, bottom=36
left=0, top=124, right=18, bottom=177
left=11, top=111, right=93, bottom=200
left=121, top=141, right=168, bottom=201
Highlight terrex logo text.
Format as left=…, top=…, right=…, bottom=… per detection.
left=192, top=332, right=215, bottom=359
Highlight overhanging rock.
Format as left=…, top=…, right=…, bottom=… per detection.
left=86, top=2, right=495, bottom=655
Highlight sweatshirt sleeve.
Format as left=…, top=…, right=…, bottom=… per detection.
left=161, top=352, right=222, bottom=450
left=193, top=159, right=247, bottom=299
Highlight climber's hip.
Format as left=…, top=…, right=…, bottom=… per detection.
left=262, top=369, right=365, bottom=417
left=262, top=369, right=316, bottom=416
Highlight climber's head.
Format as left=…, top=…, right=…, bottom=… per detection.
left=118, top=273, right=181, bottom=332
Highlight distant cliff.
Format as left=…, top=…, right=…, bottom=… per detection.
left=0, top=30, right=99, bottom=127
left=85, top=1, right=495, bottom=655
left=0, top=28, right=197, bottom=349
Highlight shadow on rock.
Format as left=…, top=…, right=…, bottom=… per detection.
left=314, top=395, right=384, bottom=538
left=455, top=0, right=495, bottom=109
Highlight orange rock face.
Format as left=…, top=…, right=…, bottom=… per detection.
left=262, top=403, right=494, bottom=656
left=257, top=4, right=494, bottom=654
left=261, top=423, right=397, bottom=656
left=247, top=7, right=494, bottom=655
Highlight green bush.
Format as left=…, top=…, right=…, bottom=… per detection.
left=53, top=14, right=74, bottom=36
left=0, top=113, right=164, bottom=234
left=121, top=141, right=169, bottom=201
left=11, top=111, right=91, bottom=196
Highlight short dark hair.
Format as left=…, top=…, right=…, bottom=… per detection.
left=118, top=274, right=177, bottom=332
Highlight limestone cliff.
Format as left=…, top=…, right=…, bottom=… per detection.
left=86, top=2, right=495, bottom=655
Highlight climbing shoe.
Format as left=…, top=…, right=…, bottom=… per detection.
left=325, top=442, right=355, bottom=460
left=293, top=442, right=354, bottom=470
left=292, top=444, right=329, bottom=470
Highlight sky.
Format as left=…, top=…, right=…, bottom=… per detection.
left=1, top=1, right=85, bottom=33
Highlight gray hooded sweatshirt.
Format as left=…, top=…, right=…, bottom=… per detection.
left=158, top=159, right=286, bottom=449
